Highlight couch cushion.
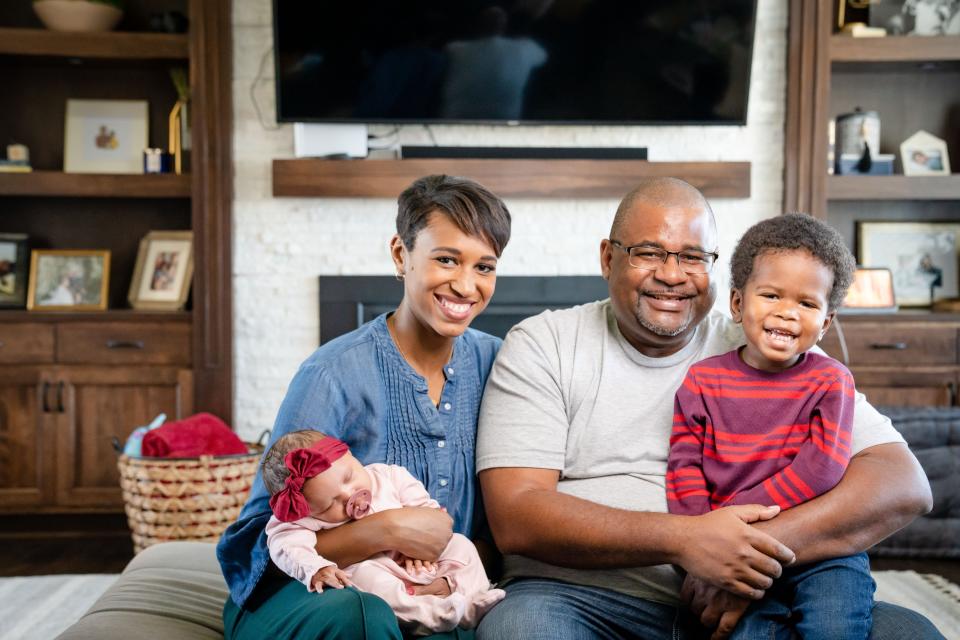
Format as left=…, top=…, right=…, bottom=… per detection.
left=57, top=542, right=227, bottom=640
left=870, top=407, right=960, bottom=558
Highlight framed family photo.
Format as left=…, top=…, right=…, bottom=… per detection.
left=858, top=221, right=960, bottom=307
left=128, top=231, right=193, bottom=310
left=900, top=130, right=951, bottom=176
left=27, top=250, right=111, bottom=311
left=64, top=99, right=149, bottom=174
left=0, top=233, right=29, bottom=309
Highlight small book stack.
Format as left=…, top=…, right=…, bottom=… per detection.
left=0, top=160, right=31, bottom=173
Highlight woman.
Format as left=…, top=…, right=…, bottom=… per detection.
left=218, top=174, right=512, bottom=639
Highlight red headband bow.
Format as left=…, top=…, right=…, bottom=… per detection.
left=268, top=436, right=349, bottom=522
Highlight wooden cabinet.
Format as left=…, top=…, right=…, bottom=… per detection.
left=0, top=367, right=51, bottom=508
left=54, top=366, right=192, bottom=509
left=0, top=1, right=232, bottom=416
left=819, top=315, right=960, bottom=407
left=0, top=318, right=193, bottom=512
left=0, top=2, right=231, bottom=514
left=785, top=2, right=960, bottom=223
left=785, top=1, right=960, bottom=408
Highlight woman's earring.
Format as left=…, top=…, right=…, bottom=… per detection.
left=395, top=271, right=405, bottom=282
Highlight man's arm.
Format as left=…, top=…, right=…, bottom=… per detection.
left=481, top=466, right=795, bottom=599
left=752, top=442, right=931, bottom=562
left=682, top=441, right=932, bottom=637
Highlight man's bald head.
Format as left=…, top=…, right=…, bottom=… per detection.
left=609, top=177, right=717, bottom=243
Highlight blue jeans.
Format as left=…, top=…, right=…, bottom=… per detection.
left=731, top=553, right=873, bottom=639
left=476, top=575, right=946, bottom=640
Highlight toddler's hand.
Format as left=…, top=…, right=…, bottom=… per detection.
left=402, top=556, right=436, bottom=574
left=311, top=565, right=352, bottom=592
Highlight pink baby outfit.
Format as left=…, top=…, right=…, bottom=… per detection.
left=266, top=463, right=504, bottom=635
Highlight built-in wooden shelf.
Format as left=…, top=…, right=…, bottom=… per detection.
left=826, top=175, right=960, bottom=200
left=273, top=159, right=751, bottom=199
left=0, top=171, right=191, bottom=198
left=0, top=28, right=188, bottom=59
left=0, top=310, right=191, bottom=323
left=830, top=35, right=960, bottom=63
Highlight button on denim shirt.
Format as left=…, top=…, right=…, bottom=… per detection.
left=217, top=314, right=501, bottom=607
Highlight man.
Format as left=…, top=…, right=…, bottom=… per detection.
left=476, top=178, right=940, bottom=639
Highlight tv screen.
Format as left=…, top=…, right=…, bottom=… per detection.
left=273, top=1, right=757, bottom=126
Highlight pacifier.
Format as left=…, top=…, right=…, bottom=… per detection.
left=346, top=489, right=372, bottom=519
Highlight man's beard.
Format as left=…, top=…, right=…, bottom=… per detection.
left=635, top=302, right=694, bottom=337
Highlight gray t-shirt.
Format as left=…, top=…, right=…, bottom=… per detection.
left=476, top=299, right=904, bottom=605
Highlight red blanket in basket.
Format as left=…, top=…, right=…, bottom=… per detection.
left=141, top=413, right=247, bottom=458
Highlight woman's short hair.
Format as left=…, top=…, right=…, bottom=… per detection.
left=730, top=213, right=856, bottom=311
left=261, top=430, right=328, bottom=496
left=396, top=175, right=512, bottom=257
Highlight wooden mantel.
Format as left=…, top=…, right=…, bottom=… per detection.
left=272, top=158, right=751, bottom=199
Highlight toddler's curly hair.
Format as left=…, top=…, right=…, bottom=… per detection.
left=261, top=430, right=329, bottom=496
left=730, top=213, right=856, bottom=311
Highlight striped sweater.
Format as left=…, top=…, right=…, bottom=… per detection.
left=666, top=349, right=855, bottom=515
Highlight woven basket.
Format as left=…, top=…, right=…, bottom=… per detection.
left=117, top=444, right=263, bottom=553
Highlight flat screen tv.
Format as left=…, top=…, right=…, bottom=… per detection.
left=273, top=1, right=758, bottom=126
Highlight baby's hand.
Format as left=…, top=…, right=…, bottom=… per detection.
left=311, top=565, right=352, bottom=592
left=401, top=556, right=436, bottom=574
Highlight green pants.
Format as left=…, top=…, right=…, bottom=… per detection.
left=223, top=574, right=475, bottom=640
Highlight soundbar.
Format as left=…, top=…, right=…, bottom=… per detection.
left=399, top=146, right=647, bottom=160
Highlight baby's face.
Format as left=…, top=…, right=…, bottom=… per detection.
left=301, top=453, right=373, bottom=523
left=731, top=249, right=834, bottom=372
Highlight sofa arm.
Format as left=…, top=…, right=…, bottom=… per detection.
left=57, top=542, right=227, bottom=640
left=870, top=407, right=960, bottom=558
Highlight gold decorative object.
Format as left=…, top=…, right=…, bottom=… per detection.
left=168, top=99, right=184, bottom=175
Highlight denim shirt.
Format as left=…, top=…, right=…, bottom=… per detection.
left=217, top=314, right=501, bottom=607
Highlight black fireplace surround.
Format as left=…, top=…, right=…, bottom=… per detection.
left=318, top=275, right=609, bottom=345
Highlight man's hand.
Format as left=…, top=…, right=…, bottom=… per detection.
left=673, top=505, right=795, bottom=599
left=311, top=565, right=352, bottom=592
left=681, top=574, right=752, bottom=640
left=383, top=507, right=453, bottom=562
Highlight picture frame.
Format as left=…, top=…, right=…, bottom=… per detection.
left=128, top=231, right=194, bottom=310
left=0, top=233, right=30, bottom=309
left=27, top=250, right=110, bottom=311
left=64, top=99, right=149, bottom=174
left=870, top=1, right=960, bottom=35
left=900, top=130, right=951, bottom=176
left=858, top=221, right=960, bottom=307
left=840, top=267, right=898, bottom=313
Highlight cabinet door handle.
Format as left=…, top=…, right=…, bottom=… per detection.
left=56, top=381, right=65, bottom=413
left=106, top=339, right=145, bottom=350
left=948, top=382, right=957, bottom=406
left=41, top=382, right=50, bottom=413
left=869, top=342, right=907, bottom=350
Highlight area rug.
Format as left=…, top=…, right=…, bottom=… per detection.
left=0, top=571, right=956, bottom=639
left=874, top=570, right=960, bottom=639
left=0, top=574, right=117, bottom=640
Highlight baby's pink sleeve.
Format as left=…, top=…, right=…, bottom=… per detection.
left=265, top=515, right=336, bottom=591
left=389, top=465, right=441, bottom=509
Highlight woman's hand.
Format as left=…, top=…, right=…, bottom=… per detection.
left=383, top=507, right=453, bottom=562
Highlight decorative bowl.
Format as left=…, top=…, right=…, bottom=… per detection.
left=33, top=0, right=123, bottom=33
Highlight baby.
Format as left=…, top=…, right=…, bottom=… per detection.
left=262, top=430, right=504, bottom=635
left=667, top=213, right=873, bottom=639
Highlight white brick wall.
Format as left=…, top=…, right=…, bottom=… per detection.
left=231, top=0, right=788, bottom=439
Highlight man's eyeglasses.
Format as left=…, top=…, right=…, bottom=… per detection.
left=609, top=240, right=719, bottom=275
